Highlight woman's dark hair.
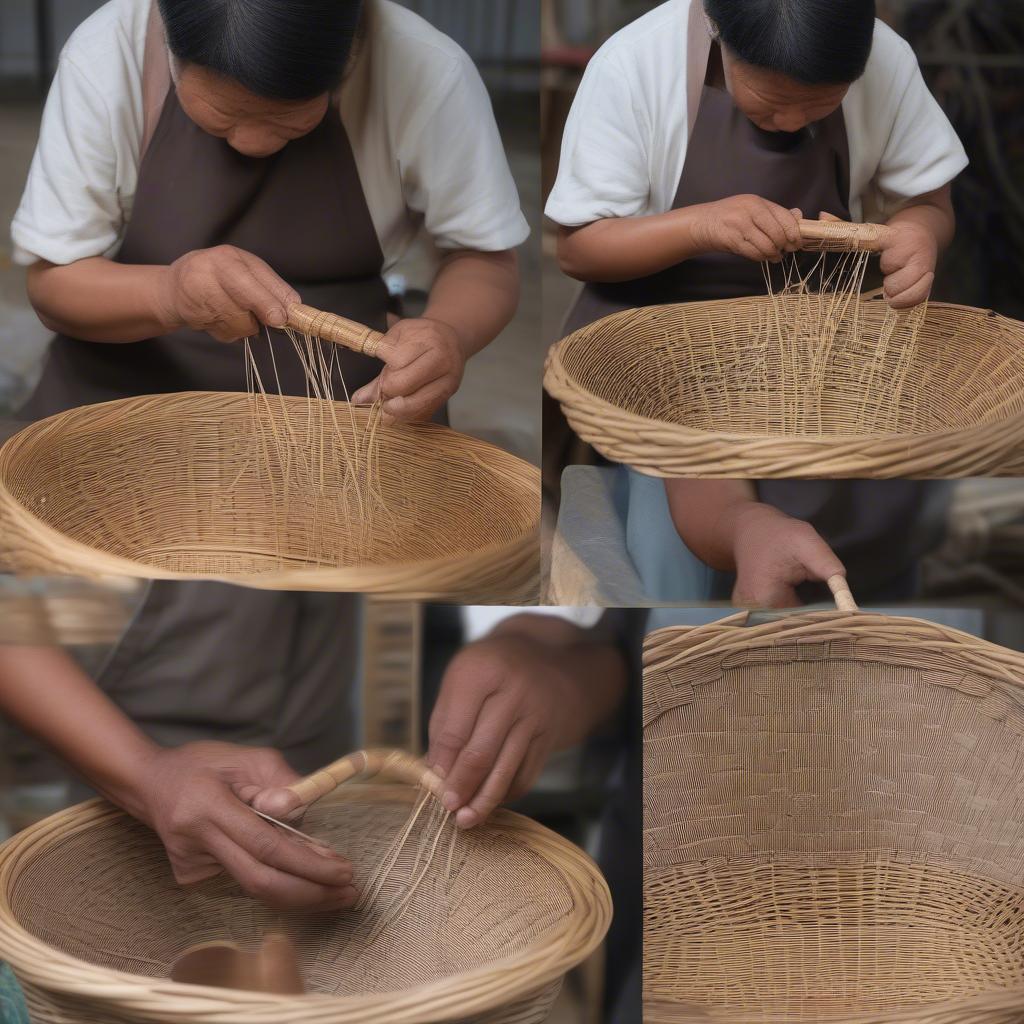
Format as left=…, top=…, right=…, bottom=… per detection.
left=704, top=0, right=875, bottom=85
left=157, top=0, right=364, bottom=101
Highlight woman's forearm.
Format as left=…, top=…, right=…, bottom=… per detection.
left=556, top=208, right=708, bottom=283
left=423, top=249, right=520, bottom=358
left=0, top=646, right=158, bottom=815
left=27, top=258, right=175, bottom=343
left=664, top=479, right=758, bottom=571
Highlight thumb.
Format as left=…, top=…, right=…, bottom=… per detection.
left=818, top=211, right=843, bottom=223
left=253, top=786, right=308, bottom=822
left=351, top=375, right=382, bottom=406
left=793, top=529, right=846, bottom=584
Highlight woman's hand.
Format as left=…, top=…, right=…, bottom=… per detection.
left=690, top=195, right=803, bottom=263
left=731, top=502, right=846, bottom=608
left=350, top=318, right=465, bottom=421
left=426, top=632, right=586, bottom=830
left=878, top=220, right=939, bottom=309
left=156, top=245, right=300, bottom=342
left=128, top=741, right=355, bottom=911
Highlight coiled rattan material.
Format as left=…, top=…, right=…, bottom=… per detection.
left=0, top=785, right=610, bottom=1024
left=0, top=392, right=540, bottom=601
left=545, top=297, right=1024, bottom=478
left=643, top=611, right=1024, bottom=1023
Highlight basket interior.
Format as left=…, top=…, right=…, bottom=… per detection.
left=8, top=791, right=572, bottom=998
left=1, top=394, right=537, bottom=574
left=562, top=298, right=1024, bottom=437
left=644, top=649, right=1024, bottom=1021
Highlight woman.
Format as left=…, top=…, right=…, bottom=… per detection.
left=1, top=0, right=533, bottom=912
left=13, top=0, right=526, bottom=419
left=546, top=0, right=966, bottom=604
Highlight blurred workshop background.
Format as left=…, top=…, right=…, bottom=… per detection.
left=541, top=0, right=1024, bottom=610
left=0, top=0, right=542, bottom=463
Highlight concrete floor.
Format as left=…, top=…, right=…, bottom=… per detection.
left=0, top=95, right=544, bottom=465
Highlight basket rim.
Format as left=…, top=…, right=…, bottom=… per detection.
left=0, top=393, right=541, bottom=599
left=0, top=786, right=612, bottom=1024
left=643, top=610, right=1024, bottom=684
left=544, top=297, right=1024, bottom=478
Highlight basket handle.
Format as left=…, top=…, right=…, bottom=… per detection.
left=827, top=574, right=859, bottom=612
left=285, top=748, right=444, bottom=808
left=286, top=303, right=386, bottom=359
left=799, top=218, right=892, bottom=253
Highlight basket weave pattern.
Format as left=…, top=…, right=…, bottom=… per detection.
left=0, top=787, right=610, bottom=1024
left=0, top=393, right=540, bottom=601
left=643, top=612, right=1024, bottom=1023
left=545, top=298, right=1024, bottom=478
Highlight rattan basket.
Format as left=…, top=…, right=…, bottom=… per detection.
left=0, top=785, right=610, bottom=1023
left=545, top=297, right=1024, bottom=478
left=0, top=393, right=540, bottom=601
left=643, top=610, right=1024, bottom=1023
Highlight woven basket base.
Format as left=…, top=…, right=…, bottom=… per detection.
left=645, top=856, right=1024, bottom=1023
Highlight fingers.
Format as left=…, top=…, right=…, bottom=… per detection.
left=220, top=262, right=292, bottom=333
left=788, top=522, right=846, bottom=583
left=217, top=800, right=354, bottom=889
left=251, top=786, right=308, bottom=822
left=733, top=577, right=801, bottom=609
left=381, top=377, right=453, bottom=422
left=427, top=674, right=491, bottom=780
left=454, top=724, right=537, bottom=830
left=350, top=376, right=382, bottom=406
left=440, top=693, right=519, bottom=813
left=206, top=828, right=357, bottom=912
left=238, top=251, right=301, bottom=324
left=885, top=269, right=934, bottom=309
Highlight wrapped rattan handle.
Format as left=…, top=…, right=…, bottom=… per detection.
left=827, top=574, right=859, bottom=612
left=286, top=304, right=385, bottom=359
left=799, top=219, right=892, bottom=253
left=286, top=748, right=444, bottom=807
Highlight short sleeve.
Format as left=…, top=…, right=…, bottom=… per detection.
left=11, top=56, right=123, bottom=266
left=872, top=36, right=968, bottom=208
left=398, top=51, right=528, bottom=253
left=545, top=50, right=651, bottom=227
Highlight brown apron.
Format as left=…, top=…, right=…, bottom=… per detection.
left=565, top=43, right=945, bottom=601
left=7, top=4, right=381, bottom=784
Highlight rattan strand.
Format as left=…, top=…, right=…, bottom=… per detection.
left=643, top=611, right=1024, bottom=1023
left=545, top=297, right=1024, bottom=478
left=0, top=392, right=540, bottom=601
left=0, top=785, right=610, bottom=1024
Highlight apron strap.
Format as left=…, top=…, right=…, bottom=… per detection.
left=141, top=0, right=171, bottom=162
left=685, top=0, right=712, bottom=145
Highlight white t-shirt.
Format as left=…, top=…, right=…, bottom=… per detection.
left=11, top=0, right=529, bottom=271
left=546, top=0, right=968, bottom=227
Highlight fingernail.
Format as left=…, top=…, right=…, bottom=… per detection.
left=456, top=807, right=478, bottom=829
left=442, top=790, right=460, bottom=812
left=266, top=307, right=286, bottom=328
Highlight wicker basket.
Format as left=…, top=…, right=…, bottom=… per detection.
left=0, top=785, right=610, bottom=1024
left=644, top=610, right=1024, bottom=1023
left=0, top=393, right=540, bottom=601
left=545, top=297, right=1024, bottom=478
